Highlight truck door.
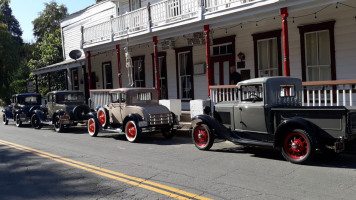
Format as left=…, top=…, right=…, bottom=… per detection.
left=239, top=84, right=268, bottom=134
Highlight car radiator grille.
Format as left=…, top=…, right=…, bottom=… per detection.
left=149, top=113, right=173, bottom=125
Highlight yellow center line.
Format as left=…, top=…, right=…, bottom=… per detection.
left=0, top=139, right=212, bottom=200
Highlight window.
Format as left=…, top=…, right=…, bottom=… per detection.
left=168, top=0, right=181, bottom=17
left=179, top=52, right=192, bottom=99
left=111, top=93, right=126, bottom=103
left=252, top=30, right=282, bottom=78
left=280, top=85, right=295, bottom=97
left=137, top=92, right=152, bottom=101
left=240, top=84, right=263, bottom=102
left=130, top=0, right=140, bottom=11
left=257, top=38, right=278, bottom=77
left=298, top=21, right=336, bottom=81
left=212, top=43, right=233, bottom=56
left=305, top=31, right=331, bottom=81
left=56, top=93, right=84, bottom=104
left=72, top=69, right=79, bottom=90
left=18, top=96, right=41, bottom=105
left=132, top=57, right=145, bottom=87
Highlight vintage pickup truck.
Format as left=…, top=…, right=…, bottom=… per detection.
left=192, top=77, right=356, bottom=164
left=87, top=88, right=178, bottom=142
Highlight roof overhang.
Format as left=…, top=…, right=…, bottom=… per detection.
left=32, top=57, right=86, bottom=75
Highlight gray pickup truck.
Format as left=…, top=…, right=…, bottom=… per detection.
left=192, top=77, right=356, bottom=164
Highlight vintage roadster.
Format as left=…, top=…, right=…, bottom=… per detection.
left=87, top=88, right=178, bottom=142
left=2, top=93, right=42, bottom=127
left=30, top=91, right=90, bottom=132
left=192, top=77, right=356, bottom=164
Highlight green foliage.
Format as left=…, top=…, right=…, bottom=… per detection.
left=32, top=1, right=67, bottom=42
left=0, top=0, right=23, bottom=44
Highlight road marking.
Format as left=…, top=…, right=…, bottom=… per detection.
left=0, top=139, right=212, bottom=200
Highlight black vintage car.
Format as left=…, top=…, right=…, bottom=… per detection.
left=2, top=93, right=42, bottom=127
left=31, top=91, right=90, bottom=132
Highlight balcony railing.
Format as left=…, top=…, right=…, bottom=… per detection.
left=205, top=0, right=256, bottom=13
left=83, top=0, right=266, bottom=45
left=150, top=0, right=200, bottom=27
left=209, top=80, right=356, bottom=107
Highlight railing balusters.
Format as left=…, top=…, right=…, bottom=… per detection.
left=349, top=85, right=353, bottom=106
left=343, top=85, right=346, bottom=106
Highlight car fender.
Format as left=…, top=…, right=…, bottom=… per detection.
left=52, top=110, right=66, bottom=121
left=123, top=113, right=143, bottom=129
left=274, top=118, right=318, bottom=148
left=29, top=105, right=40, bottom=115
left=87, top=112, right=102, bottom=128
left=191, top=114, right=231, bottom=140
left=3, top=109, right=13, bottom=119
left=33, top=109, right=47, bottom=122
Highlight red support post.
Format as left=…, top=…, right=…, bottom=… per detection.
left=204, top=25, right=211, bottom=97
left=86, top=51, right=92, bottom=96
left=153, top=36, right=160, bottom=97
left=281, top=7, right=290, bottom=77
left=116, top=44, right=122, bottom=88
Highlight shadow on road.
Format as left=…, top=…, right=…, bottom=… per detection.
left=211, top=144, right=356, bottom=169
left=0, top=146, right=96, bottom=199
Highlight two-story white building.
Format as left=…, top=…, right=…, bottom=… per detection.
left=33, top=0, right=356, bottom=109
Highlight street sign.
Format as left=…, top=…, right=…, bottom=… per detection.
left=27, top=81, right=34, bottom=93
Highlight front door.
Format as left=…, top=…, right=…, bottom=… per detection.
left=213, top=60, right=230, bottom=85
left=102, top=62, right=113, bottom=89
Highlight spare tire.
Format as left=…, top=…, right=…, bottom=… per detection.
left=73, top=105, right=90, bottom=121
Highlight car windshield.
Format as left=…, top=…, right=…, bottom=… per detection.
left=57, top=93, right=84, bottom=104
left=18, top=96, right=41, bottom=105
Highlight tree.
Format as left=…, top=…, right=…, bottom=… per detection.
left=28, top=29, right=65, bottom=95
left=0, top=23, right=21, bottom=101
left=0, top=0, right=23, bottom=44
left=32, top=1, right=67, bottom=42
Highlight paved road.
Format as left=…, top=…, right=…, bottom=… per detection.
left=0, top=122, right=355, bottom=200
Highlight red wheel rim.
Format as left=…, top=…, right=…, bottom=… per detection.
left=126, top=122, right=136, bottom=139
left=283, top=132, right=309, bottom=160
left=193, top=126, right=209, bottom=147
left=98, top=110, right=106, bottom=126
left=88, top=119, right=95, bottom=134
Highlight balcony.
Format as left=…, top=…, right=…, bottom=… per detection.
left=82, top=0, right=265, bottom=46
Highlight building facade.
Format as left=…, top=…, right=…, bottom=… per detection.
left=33, top=0, right=356, bottom=109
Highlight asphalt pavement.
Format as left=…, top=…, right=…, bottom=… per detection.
left=0, top=122, right=356, bottom=200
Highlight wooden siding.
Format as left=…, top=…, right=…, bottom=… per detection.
left=61, top=1, right=117, bottom=60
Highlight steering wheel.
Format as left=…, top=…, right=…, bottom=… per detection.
left=249, top=94, right=262, bottom=101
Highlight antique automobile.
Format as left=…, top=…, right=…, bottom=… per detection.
left=192, top=77, right=356, bottom=164
left=30, top=91, right=90, bottom=132
left=87, top=88, right=178, bottom=142
left=2, top=93, right=42, bottom=127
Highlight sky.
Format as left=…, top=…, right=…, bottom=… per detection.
left=10, top=0, right=96, bottom=43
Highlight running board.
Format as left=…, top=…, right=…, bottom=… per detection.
left=101, top=127, right=123, bottom=133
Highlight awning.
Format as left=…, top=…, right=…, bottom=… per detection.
left=32, top=57, right=86, bottom=75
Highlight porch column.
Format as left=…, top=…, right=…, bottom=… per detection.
left=204, top=25, right=211, bottom=97
left=116, top=44, right=122, bottom=88
left=48, top=73, right=51, bottom=92
left=35, top=74, right=39, bottom=93
left=281, top=7, right=290, bottom=77
left=153, top=36, right=160, bottom=97
left=86, top=51, right=92, bottom=96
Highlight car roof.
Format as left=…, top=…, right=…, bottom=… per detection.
left=109, top=88, right=157, bottom=94
left=47, top=90, right=84, bottom=95
left=12, top=93, right=41, bottom=97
